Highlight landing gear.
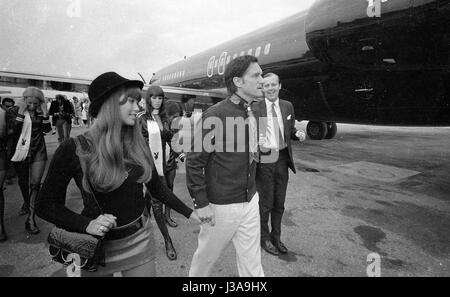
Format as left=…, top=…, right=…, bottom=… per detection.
left=306, top=121, right=337, bottom=140
left=325, top=122, right=337, bottom=139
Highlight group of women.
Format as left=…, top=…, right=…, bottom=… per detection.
left=0, top=72, right=197, bottom=276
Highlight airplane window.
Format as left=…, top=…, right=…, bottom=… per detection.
left=214, top=60, right=218, bottom=68
left=233, top=53, right=238, bottom=59
left=240, top=51, right=245, bottom=56
left=255, top=47, right=261, bottom=57
left=248, top=49, right=253, bottom=55
left=226, top=56, right=231, bottom=64
left=264, top=43, right=271, bottom=55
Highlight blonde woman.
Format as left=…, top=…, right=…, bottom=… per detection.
left=10, top=87, right=51, bottom=234
left=36, top=72, right=199, bottom=277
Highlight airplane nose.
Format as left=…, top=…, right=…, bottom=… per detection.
left=305, top=0, right=450, bottom=69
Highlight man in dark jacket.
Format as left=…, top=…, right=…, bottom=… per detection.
left=186, top=55, right=265, bottom=277
left=49, top=95, right=74, bottom=143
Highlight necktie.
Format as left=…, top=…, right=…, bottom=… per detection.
left=271, top=103, right=285, bottom=150
left=236, top=95, right=259, bottom=164
left=247, top=103, right=259, bottom=164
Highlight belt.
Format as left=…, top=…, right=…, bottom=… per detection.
left=105, top=210, right=149, bottom=241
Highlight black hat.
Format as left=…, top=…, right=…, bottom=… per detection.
left=88, top=72, right=144, bottom=118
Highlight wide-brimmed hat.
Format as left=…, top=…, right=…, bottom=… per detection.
left=88, top=72, right=144, bottom=117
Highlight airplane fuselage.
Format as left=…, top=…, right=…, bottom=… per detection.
left=151, top=0, right=450, bottom=131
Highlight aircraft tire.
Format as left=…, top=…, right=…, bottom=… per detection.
left=325, top=122, right=337, bottom=139
left=307, top=121, right=328, bottom=140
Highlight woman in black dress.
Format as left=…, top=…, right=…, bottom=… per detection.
left=10, top=87, right=51, bottom=234
left=138, top=86, right=182, bottom=261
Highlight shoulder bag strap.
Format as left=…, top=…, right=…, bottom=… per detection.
left=73, top=134, right=104, bottom=215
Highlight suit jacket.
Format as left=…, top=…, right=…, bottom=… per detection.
left=254, top=98, right=299, bottom=173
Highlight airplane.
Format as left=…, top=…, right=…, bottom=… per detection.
left=150, top=0, right=450, bottom=140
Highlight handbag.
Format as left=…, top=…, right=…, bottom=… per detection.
left=47, top=227, right=105, bottom=272
left=46, top=135, right=105, bottom=272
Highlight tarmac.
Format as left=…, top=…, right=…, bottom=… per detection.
left=0, top=122, right=449, bottom=277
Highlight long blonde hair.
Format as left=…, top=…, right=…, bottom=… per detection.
left=80, top=87, right=153, bottom=193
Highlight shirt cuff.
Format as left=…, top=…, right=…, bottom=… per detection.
left=192, top=191, right=209, bottom=209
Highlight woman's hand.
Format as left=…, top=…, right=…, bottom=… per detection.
left=16, top=100, right=27, bottom=115
left=41, top=102, right=48, bottom=117
left=86, top=214, right=117, bottom=237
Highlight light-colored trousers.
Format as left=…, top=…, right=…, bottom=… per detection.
left=189, top=193, right=264, bottom=277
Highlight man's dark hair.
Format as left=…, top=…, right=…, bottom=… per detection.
left=224, top=55, right=258, bottom=95
left=2, top=97, right=15, bottom=106
left=55, top=94, right=65, bottom=101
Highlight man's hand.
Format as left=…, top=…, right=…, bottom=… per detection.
left=195, top=205, right=215, bottom=226
left=295, top=130, right=306, bottom=142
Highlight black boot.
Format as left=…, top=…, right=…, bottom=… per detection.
left=164, top=207, right=178, bottom=228
left=151, top=197, right=177, bottom=261
left=0, top=190, right=7, bottom=242
left=164, top=236, right=177, bottom=261
left=18, top=203, right=29, bottom=216
left=25, top=183, right=40, bottom=235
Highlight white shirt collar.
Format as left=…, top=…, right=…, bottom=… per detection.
left=265, top=98, right=280, bottom=109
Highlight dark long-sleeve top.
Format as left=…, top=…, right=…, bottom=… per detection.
left=48, top=99, right=74, bottom=123
left=186, top=96, right=257, bottom=209
left=36, top=137, right=193, bottom=234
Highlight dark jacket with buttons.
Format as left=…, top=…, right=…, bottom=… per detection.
left=186, top=95, right=257, bottom=209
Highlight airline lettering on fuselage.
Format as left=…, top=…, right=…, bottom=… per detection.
left=367, top=0, right=388, bottom=18
left=218, top=52, right=227, bottom=75
left=205, top=44, right=271, bottom=78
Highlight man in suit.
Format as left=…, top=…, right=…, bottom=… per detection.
left=255, top=72, right=305, bottom=256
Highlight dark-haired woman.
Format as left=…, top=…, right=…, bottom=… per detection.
left=138, top=85, right=181, bottom=261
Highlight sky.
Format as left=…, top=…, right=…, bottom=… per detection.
left=0, top=0, right=315, bottom=82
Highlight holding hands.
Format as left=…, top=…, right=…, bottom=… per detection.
left=195, top=205, right=215, bottom=226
